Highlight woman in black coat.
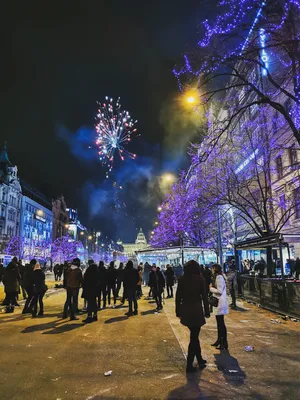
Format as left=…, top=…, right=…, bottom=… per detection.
left=176, top=260, right=210, bottom=373
left=165, top=265, right=175, bottom=298
left=82, top=262, right=100, bottom=323
left=2, top=259, right=21, bottom=313
left=31, top=263, right=47, bottom=317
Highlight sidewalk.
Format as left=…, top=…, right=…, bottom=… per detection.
left=163, top=294, right=300, bottom=399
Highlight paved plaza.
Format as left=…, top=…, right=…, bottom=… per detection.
left=0, top=285, right=299, bottom=400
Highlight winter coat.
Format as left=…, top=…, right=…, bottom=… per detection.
left=176, top=274, right=210, bottom=327
left=117, top=267, right=124, bottom=283
left=148, top=270, right=165, bottom=293
left=82, top=264, right=100, bottom=298
left=0, top=264, right=4, bottom=282
left=107, top=266, right=117, bottom=286
left=64, top=265, right=83, bottom=289
left=165, top=268, right=175, bottom=286
left=137, top=270, right=143, bottom=286
left=123, top=266, right=139, bottom=292
left=210, top=274, right=229, bottom=316
left=3, top=262, right=21, bottom=294
left=98, top=265, right=108, bottom=287
left=23, top=264, right=34, bottom=288
left=227, top=270, right=238, bottom=291
left=31, top=269, right=46, bottom=294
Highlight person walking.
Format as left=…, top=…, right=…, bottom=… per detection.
left=22, top=260, right=36, bottom=314
left=136, top=265, right=143, bottom=299
left=63, top=258, right=83, bottom=320
left=227, top=264, right=238, bottom=309
left=2, top=257, right=21, bottom=313
left=176, top=260, right=210, bottom=373
left=116, top=262, right=124, bottom=298
left=82, top=261, right=100, bottom=323
left=148, top=265, right=165, bottom=311
left=107, top=261, right=117, bottom=308
left=123, top=260, right=139, bottom=316
left=210, top=264, right=229, bottom=350
left=31, top=263, right=47, bottom=317
left=98, top=261, right=107, bottom=309
left=165, top=264, right=175, bottom=298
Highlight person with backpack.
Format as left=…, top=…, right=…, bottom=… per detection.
left=63, top=258, right=83, bottom=320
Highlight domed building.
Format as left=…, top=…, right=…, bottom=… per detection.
left=118, top=228, right=149, bottom=257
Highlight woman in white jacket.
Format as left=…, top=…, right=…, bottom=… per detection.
left=209, top=264, right=229, bottom=350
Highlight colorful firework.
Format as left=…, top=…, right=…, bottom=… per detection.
left=95, top=96, right=138, bottom=177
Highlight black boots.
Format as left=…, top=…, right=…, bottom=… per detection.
left=211, top=339, right=220, bottom=347
left=186, top=343, right=207, bottom=373
left=216, top=338, right=228, bottom=350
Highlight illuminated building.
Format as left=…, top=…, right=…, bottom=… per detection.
left=118, top=228, right=149, bottom=257
left=0, top=143, right=22, bottom=249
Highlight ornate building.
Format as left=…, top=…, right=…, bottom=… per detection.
left=0, top=144, right=22, bottom=250
left=52, top=196, right=69, bottom=241
left=118, top=228, right=149, bottom=257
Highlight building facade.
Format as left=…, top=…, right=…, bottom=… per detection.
left=20, top=181, right=53, bottom=243
left=0, top=144, right=22, bottom=251
left=52, top=196, right=69, bottom=241
left=118, top=228, right=149, bottom=257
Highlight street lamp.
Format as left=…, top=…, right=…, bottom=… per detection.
left=154, top=221, right=159, bottom=226
left=186, top=96, right=195, bottom=104
left=80, top=231, right=84, bottom=236
left=157, top=206, right=162, bottom=212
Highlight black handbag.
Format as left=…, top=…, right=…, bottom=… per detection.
left=208, top=295, right=219, bottom=307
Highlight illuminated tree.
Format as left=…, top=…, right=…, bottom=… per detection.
left=174, top=0, right=300, bottom=158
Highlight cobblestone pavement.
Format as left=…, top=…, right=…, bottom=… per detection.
left=0, top=286, right=299, bottom=400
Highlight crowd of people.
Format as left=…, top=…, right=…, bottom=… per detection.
left=1, top=257, right=234, bottom=374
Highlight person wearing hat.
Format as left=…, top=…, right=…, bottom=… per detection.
left=227, top=263, right=238, bottom=309
left=63, top=258, right=83, bottom=320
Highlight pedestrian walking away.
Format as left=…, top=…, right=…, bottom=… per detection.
left=107, top=261, right=117, bottom=307
left=82, top=260, right=100, bottom=323
left=98, top=261, right=107, bottom=309
left=123, top=260, right=140, bottom=316
left=148, top=264, right=165, bottom=311
left=2, top=257, right=21, bottom=313
left=22, top=259, right=36, bottom=314
left=63, top=258, right=83, bottom=320
left=30, top=262, right=47, bottom=317
left=210, top=263, right=229, bottom=350
left=165, top=264, right=175, bottom=298
left=176, top=260, right=210, bottom=373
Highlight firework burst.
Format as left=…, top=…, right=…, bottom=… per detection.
left=95, top=96, right=138, bottom=177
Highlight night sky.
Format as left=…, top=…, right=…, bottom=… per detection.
left=1, top=0, right=216, bottom=242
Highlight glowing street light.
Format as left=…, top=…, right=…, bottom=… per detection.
left=154, top=221, right=159, bottom=226
left=186, top=96, right=195, bottom=104
left=80, top=231, right=84, bottom=236
left=157, top=206, right=162, bottom=212
left=88, top=235, right=93, bottom=240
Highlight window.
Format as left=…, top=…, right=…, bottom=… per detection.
left=294, top=187, right=300, bottom=219
left=276, top=156, right=283, bottom=179
left=279, top=194, right=286, bottom=218
left=289, top=146, right=298, bottom=170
